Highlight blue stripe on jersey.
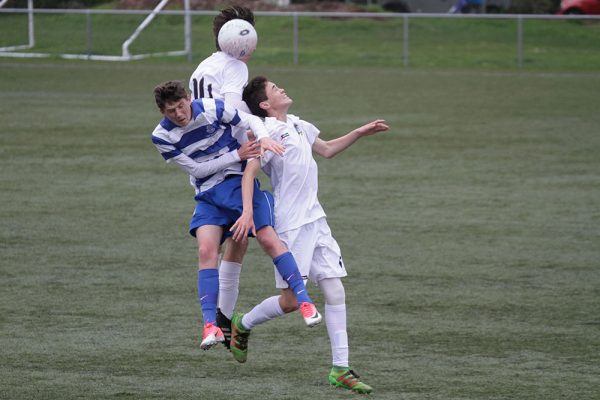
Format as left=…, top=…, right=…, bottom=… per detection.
left=151, top=135, right=182, bottom=160
left=195, top=98, right=241, bottom=127
left=214, top=99, right=224, bottom=121
left=159, top=116, right=177, bottom=131
left=191, top=99, right=205, bottom=117
left=188, top=125, right=241, bottom=159
left=177, top=123, right=223, bottom=149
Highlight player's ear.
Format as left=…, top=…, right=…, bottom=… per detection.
left=259, top=100, right=270, bottom=111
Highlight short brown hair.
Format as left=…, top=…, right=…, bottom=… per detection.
left=213, top=6, right=255, bottom=50
left=153, top=80, right=188, bottom=111
left=243, top=76, right=269, bottom=118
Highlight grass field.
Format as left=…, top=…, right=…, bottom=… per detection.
left=1, top=57, right=600, bottom=400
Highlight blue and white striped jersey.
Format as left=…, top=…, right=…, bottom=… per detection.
left=151, top=97, right=267, bottom=194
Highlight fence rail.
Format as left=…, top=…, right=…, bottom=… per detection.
left=1, top=7, right=599, bottom=68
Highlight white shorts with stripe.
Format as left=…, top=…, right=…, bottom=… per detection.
left=274, top=217, right=347, bottom=288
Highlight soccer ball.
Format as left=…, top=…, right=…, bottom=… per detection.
left=218, top=19, right=258, bottom=60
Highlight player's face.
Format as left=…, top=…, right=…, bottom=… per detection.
left=265, top=81, right=292, bottom=110
left=162, top=96, right=192, bottom=127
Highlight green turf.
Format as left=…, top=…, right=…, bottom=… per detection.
left=1, top=11, right=600, bottom=70
left=1, top=59, right=599, bottom=399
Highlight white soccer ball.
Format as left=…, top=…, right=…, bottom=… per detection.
left=218, top=19, right=258, bottom=60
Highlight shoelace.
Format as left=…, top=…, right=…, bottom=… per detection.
left=299, top=302, right=315, bottom=317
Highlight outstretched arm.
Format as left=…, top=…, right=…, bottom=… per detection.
left=312, top=119, right=389, bottom=159
left=230, top=158, right=261, bottom=243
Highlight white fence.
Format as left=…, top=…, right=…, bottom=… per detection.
left=1, top=6, right=599, bottom=67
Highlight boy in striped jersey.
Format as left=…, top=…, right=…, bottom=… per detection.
left=151, top=80, right=322, bottom=351
left=231, top=76, right=389, bottom=393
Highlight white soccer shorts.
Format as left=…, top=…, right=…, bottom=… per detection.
left=274, top=217, right=347, bottom=288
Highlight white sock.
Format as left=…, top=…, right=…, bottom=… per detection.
left=325, top=303, right=349, bottom=368
left=241, top=296, right=284, bottom=330
left=218, top=261, right=241, bottom=319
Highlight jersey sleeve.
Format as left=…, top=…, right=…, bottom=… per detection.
left=301, top=119, right=320, bottom=145
left=152, top=130, right=241, bottom=179
left=223, top=91, right=251, bottom=114
left=170, top=151, right=241, bottom=179
left=235, top=110, right=269, bottom=141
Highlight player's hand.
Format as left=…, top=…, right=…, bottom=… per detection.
left=259, top=137, right=285, bottom=157
left=237, top=140, right=261, bottom=160
left=230, top=212, right=256, bottom=243
left=356, top=119, right=389, bottom=137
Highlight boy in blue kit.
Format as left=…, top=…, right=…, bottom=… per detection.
left=151, top=80, right=322, bottom=351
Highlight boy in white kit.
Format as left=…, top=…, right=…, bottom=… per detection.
left=188, top=6, right=258, bottom=348
left=229, top=76, right=389, bottom=394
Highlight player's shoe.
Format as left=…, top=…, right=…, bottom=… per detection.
left=299, top=302, right=322, bottom=327
left=216, top=308, right=232, bottom=350
left=328, top=367, right=373, bottom=394
left=230, top=312, right=251, bottom=363
left=200, top=322, right=225, bottom=350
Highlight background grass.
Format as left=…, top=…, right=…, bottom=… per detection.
left=1, top=57, right=599, bottom=399
left=1, top=10, right=600, bottom=70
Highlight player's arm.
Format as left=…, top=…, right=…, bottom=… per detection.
left=230, top=158, right=261, bottom=243
left=312, top=119, right=389, bottom=159
left=217, top=99, right=284, bottom=156
left=238, top=111, right=285, bottom=157
left=223, top=91, right=251, bottom=114
left=152, top=134, right=260, bottom=179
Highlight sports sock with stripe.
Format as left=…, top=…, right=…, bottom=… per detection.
left=273, top=251, right=312, bottom=304
left=198, top=268, right=219, bottom=325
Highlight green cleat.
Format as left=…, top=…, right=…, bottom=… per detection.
left=328, top=367, right=373, bottom=394
left=230, top=312, right=251, bottom=363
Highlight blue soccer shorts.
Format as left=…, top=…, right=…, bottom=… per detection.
left=189, top=175, right=275, bottom=240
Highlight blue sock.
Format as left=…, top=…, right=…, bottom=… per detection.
left=198, top=269, right=219, bottom=325
left=273, top=252, right=312, bottom=304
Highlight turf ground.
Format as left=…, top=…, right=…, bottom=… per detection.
left=1, top=59, right=599, bottom=399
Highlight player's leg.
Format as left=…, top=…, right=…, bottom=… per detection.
left=311, top=218, right=372, bottom=394
left=196, top=224, right=226, bottom=350
left=216, top=237, right=247, bottom=349
left=320, top=278, right=371, bottom=394
left=255, top=226, right=322, bottom=327
left=250, top=185, right=321, bottom=326
left=230, top=288, right=299, bottom=363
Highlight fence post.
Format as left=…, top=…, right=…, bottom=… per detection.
left=86, top=10, right=92, bottom=58
left=517, top=15, right=523, bottom=68
left=403, top=14, right=409, bottom=67
left=293, top=12, right=298, bottom=65
left=184, top=0, right=192, bottom=62
left=28, top=0, right=34, bottom=47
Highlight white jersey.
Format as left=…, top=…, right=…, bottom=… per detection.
left=189, top=51, right=250, bottom=113
left=261, top=115, right=326, bottom=233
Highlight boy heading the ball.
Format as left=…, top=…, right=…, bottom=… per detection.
left=187, top=6, right=261, bottom=349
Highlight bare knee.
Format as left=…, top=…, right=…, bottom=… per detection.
left=279, top=289, right=299, bottom=313
left=222, top=238, right=248, bottom=263
left=197, top=241, right=219, bottom=267
left=256, top=227, right=287, bottom=258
